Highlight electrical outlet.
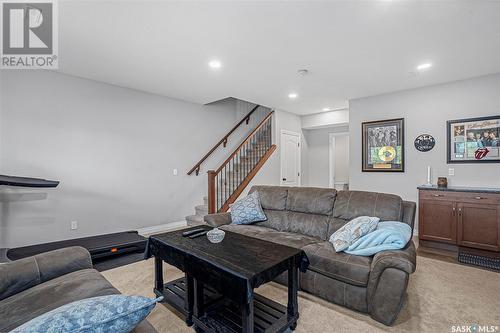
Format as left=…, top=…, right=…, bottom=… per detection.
left=173, top=169, right=178, bottom=176
left=448, top=168, right=455, bottom=176
left=70, top=220, right=78, bottom=230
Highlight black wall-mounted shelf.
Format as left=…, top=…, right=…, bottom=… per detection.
left=0, top=174, right=59, bottom=188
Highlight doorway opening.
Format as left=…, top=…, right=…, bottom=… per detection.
left=329, top=132, right=349, bottom=190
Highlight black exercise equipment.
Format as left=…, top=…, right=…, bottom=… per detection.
left=2, top=174, right=147, bottom=269
left=7, top=231, right=147, bottom=262
left=0, top=174, right=59, bottom=188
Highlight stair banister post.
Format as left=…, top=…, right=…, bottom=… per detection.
left=207, top=170, right=217, bottom=214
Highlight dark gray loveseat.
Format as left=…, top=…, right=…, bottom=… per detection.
left=0, top=246, right=156, bottom=332
left=205, top=186, right=417, bottom=326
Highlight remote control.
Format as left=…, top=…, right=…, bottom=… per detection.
left=182, top=228, right=205, bottom=237
left=188, top=231, right=208, bottom=239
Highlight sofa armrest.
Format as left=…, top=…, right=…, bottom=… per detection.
left=367, top=240, right=416, bottom=300
left=366, top=241, right=416, bottom=325
left=204, top=212, right=232, bottom=227
left=0, top=246, right=92, bottom=301
left=369, top=240, right=416, bottom=282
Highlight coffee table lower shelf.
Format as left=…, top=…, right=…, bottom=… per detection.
left=155, top=277, right=296, bottom=333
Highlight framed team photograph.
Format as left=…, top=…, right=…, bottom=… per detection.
left=447, top=115, right=500, bottom=163
left=362, top=118, right=405, bottom=172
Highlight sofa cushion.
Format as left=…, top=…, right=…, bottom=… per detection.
left=333, top=191, right=403, bottom=222
left=255, top=210, right=289, bottom=231
left=220, top=224, right=320, bottom=249
left=0, top=268, right=119, bottom=332
left=287, top=211, right=330, bottom=241
left=302, top=242, right=373, bottom=287
left=250, top=186, right=288, bottom=210
left=300, top=269, right=368, bottom=313
left=286, top=187, right=337, bottom=215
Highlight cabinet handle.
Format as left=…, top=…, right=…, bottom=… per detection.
left=458, top=208, right=462, bottom=216
left=432, top=194, right=443, bottom=197
left=473, top=196, right=484, bottom=200
left=452, top=206, right=456, bottom=216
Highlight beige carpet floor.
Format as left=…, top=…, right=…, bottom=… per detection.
left=103, top=254, right=500, bottom=333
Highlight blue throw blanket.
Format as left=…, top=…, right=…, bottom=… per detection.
left=345, top=221, right=412, bottom=256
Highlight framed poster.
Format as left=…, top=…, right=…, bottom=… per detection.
left=447, top=115, right=500, bottom=163
left=362, top=118, right=404, bottom=172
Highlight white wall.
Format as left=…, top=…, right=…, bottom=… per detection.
left=349, top=74, right=500, bottom=228
left=301, top=109, right=349, bottom=129
left=302, top=126, right=349, bottom=188
left=0, top=71, right=242, bottom=248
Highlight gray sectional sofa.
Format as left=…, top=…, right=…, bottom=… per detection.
left=205, top=186, right=417, bottom=326
left=0, top=246, right=156, bottom=332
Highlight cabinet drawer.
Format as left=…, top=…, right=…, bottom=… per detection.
left=455, top=193, right=500, bottom=205
left=419, top=190, right=456, bottom=201
left=419, top=190, right=500, bottom=204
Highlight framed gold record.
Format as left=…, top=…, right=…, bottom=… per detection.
left=362, top=118, right=405, bottom=172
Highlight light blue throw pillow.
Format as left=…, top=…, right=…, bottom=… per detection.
left=230, top=191, right=267, bottom=225
left=10, top=295, right=162, bottom=333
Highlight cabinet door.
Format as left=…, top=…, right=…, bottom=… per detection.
left=457, top=203, right=499, bottom=251
left=419, top=199, right=457, bottom=244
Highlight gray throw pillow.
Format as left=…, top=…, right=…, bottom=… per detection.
left=329, top=216, right=380, bottom=252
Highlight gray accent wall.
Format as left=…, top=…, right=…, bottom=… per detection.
left=349, top=74, right=500, bottom=230
left=0, top=71, right=241, bottom=248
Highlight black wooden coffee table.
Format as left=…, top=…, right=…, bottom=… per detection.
left=145, top=225, right=308, bottom=333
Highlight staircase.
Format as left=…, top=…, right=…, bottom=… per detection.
left=186, top=105, right=276, bottom=225
left=186, top=196, right=208, bottom=226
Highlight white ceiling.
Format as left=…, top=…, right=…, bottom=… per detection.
left=58, top=1, right=500, bottom=115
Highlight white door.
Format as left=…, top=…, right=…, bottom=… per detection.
left=280, top=131, right=301, bottom=186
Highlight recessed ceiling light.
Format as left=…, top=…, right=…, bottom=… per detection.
left=322, top=107, right=332, bottom=112
left=208, top=59, right=222, bottom=69
left=416, top=63, right=432, bottom=71
left=288, top=93, right=298, bottom=99
left=297, top=69, right=309, bottom=76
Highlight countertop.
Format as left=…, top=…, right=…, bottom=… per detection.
left=418, top=185, right=500, bottom=194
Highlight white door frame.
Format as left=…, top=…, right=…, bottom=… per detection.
left=329, top=131, right=349, bottom=188
left=280, top=129, right=301, bottom=186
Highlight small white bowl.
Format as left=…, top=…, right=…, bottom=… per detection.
left=207, top=227, right=225, bottom=243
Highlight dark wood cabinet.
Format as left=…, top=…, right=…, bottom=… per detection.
left=458, top=203, right=499, bottom=251
left=419, top=199, right=456, bottom=244
left=418, top=187, right=500, bottom=254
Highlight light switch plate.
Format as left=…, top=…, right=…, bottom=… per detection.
left=448, top=168, right=455, bottom=176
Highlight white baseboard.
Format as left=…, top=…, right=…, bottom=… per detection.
left=137, top=220, right=187, bottom=236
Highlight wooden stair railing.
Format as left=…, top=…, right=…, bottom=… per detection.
left=208, top=111, right=276, bottom=214
left=187, top=105, right=260, bottom=176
